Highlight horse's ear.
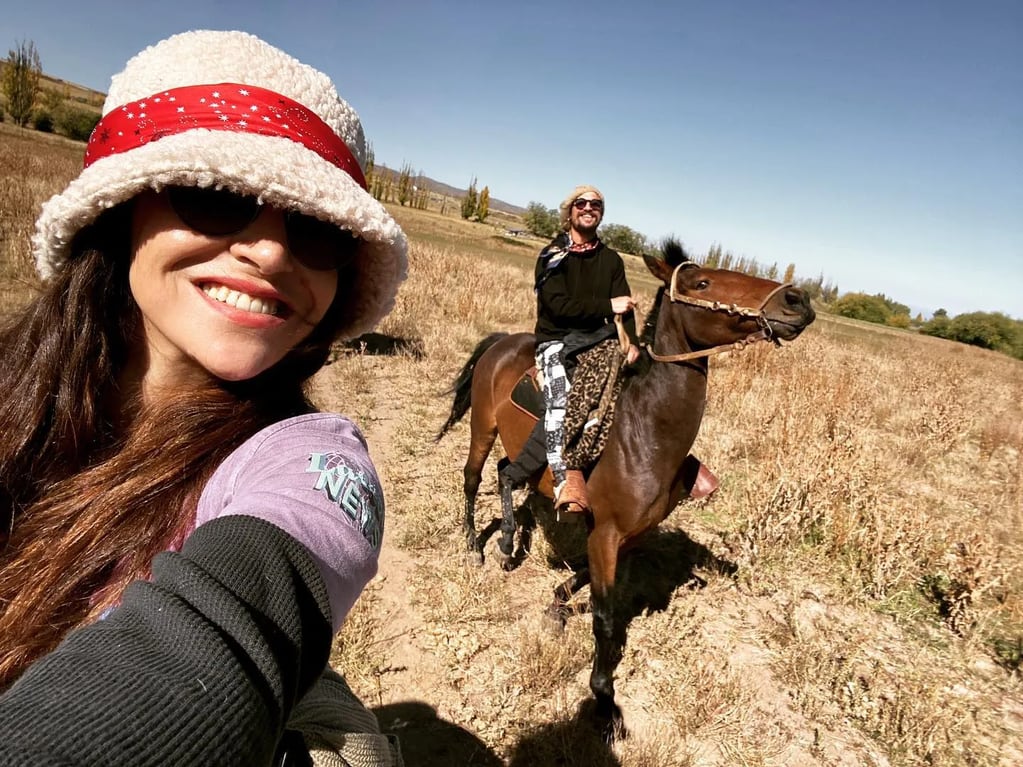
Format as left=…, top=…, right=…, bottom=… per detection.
left=661, top=238, right=691, bottom=268
left=643, top=252, right=674, bottom=283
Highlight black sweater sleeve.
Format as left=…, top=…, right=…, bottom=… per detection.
left=0, top=515, right=333, bottom=767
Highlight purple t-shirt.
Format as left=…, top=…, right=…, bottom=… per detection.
left=194, top=413, right=384, bottom=633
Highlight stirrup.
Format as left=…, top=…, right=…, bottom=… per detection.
left=555, top=469, right=589, bottom=514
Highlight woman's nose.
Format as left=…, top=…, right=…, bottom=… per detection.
left=229, top=208, right=292, bottom=272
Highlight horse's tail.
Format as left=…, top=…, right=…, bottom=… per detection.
left=435, top=332, right=509, bottom=441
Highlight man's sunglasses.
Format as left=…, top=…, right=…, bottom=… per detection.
left=572, top=198, right=604, bottom=211
left=166, top=186, right=358, bottom=272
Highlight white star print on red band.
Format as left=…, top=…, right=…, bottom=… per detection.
left=85, top=82, right=367, bottom=190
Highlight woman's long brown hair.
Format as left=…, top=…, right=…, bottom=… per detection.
left=0, top=203, right=354, bottom=688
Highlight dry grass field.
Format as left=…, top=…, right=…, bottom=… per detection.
left=3, top=125, right=1021, bottom=765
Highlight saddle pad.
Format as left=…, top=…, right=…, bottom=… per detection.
left=510, top=368, right=544, bottom=420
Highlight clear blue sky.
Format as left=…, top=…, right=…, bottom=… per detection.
left=4, top=0, right=1020, bottom=318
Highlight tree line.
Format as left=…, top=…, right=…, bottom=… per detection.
left=2, top=39, right=100, bottom=140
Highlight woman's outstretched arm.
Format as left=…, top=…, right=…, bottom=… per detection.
left=0, top=515, right=333, bottom=767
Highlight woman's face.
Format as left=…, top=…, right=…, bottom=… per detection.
left=128, top=190, right=339, bottom=390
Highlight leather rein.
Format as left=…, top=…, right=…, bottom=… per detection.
left=642, top=263, right=793, bottom=364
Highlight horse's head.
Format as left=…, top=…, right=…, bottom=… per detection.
left=641, top=240, right=815, bottom=359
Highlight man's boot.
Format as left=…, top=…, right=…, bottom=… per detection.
left=555, top=469, right=589, bottom=514
left=681, top=454, right=719, bottom=500
left=499, top=419, right=548, bottom=490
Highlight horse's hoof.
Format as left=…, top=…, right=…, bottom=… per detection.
left=500, top=555, right=516, bottom=572
left=466, top=549, right=484, bottom=567
left=594, top=701, right=626, bottom=743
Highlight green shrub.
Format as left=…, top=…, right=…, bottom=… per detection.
left=921, top=311, right=1023, bottom=359
left=32, top=108, right=53, bottom=133
left=57, top=106, right=100, bottom=141
left=831, top=292, right=892, bottom=324
left=885, top=313, right=911, bottom=329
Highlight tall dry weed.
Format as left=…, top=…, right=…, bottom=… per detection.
left=0, top=126, right=83, bottom=311
left=697, top=332, right=1022, bottom=643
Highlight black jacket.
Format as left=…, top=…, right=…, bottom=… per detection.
left=533, top=237, right=637, bottom=346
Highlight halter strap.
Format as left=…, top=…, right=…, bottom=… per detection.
left=645, top=263, right=793, bottom=363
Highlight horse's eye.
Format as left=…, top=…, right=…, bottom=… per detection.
left=696, top=280, right=710, bottom=290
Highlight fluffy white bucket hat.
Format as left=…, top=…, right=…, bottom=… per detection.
left=32, top=29, right=407, bottom=340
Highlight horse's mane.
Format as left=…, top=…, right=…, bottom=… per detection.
left=639, top=286, right=667, bottom=348
left=640, top=238, right=693, bottom=348
left=628, top=238, right=694, bottom=381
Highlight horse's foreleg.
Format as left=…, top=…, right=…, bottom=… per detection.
left=587, top=526, right=626, bottom=739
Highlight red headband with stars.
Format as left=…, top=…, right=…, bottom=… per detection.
left=84, top=83, right=367, bottom=190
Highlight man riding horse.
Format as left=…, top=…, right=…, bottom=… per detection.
left=499, top=185, right=716, bottom=513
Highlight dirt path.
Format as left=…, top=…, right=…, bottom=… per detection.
left=332, top=354, right=507, bottom=764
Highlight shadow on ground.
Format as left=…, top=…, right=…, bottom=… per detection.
left=614, top=525, right=737, bottom=620
left=375, top=701, right=503, bottom=766
left=332, top=332, right=426, bottom=361
left=506, top=699, right=623, bottom=766
left=376, top=699, right=625, bottom=766
left=476, top=492, right=736, bottom=622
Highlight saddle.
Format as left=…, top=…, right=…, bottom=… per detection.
left=509, top=367, right=544, bottom=421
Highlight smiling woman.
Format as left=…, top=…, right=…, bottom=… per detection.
left=128, top=189, right=341, bottom=386
left=0, top=29, right=406, bottom=766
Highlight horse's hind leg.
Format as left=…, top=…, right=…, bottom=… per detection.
left=463, top=408, right=498, bottom=564
left=498, top=471, right=517, bottom=568
left=462, top=462, right=483, bottom=563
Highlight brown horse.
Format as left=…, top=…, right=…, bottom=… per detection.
left=436, top=240, right=815, bottom=732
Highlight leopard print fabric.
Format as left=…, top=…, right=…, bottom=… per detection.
left=563, top=338, right=624, bottom=472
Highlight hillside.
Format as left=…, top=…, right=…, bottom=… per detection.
left=0, top=63, right=103, bottom=114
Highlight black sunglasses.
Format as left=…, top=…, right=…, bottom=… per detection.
left=572, top=198, right=603, bottom=211
left=166, top=186, right=358, bottom=272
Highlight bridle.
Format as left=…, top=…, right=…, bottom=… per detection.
left=642, top=263, right=794, bottom=364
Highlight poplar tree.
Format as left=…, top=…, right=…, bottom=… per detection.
left=414, top=174, right=430, bottom=210
left=396, top=162, right=414, bottom=206
left=477, top=186, right=490, bottom=222
left=364, top=145, right=376, bottom=191
left=3, top=39, right=42, bottom=127
left=460, top=177, right=478, bottom=220
left=705, top=244, right=722, bottom=268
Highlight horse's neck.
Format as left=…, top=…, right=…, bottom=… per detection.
left=647, top=294, right=704, bottom=361
left=617, top=303, right=709, bottom=464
